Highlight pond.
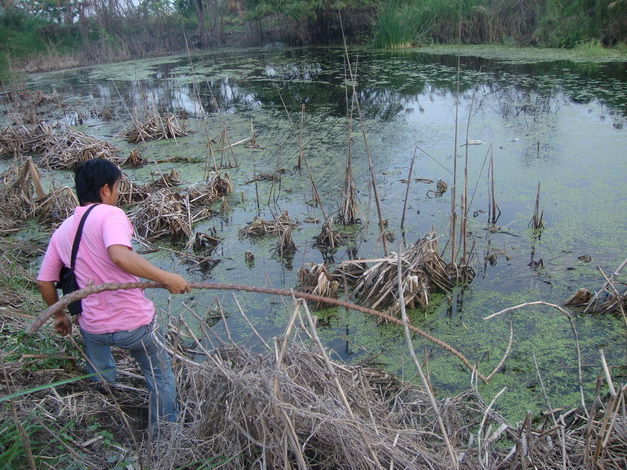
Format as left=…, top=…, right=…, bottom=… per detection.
left=12, top=45, right=627, bottom=422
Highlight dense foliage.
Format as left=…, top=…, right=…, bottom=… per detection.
left=0, top=0, right=625, bottom=78
left=371, top=0, right=627, bottom=48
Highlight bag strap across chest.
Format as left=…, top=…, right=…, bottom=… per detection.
left=70, top=204, right=99, bottom=270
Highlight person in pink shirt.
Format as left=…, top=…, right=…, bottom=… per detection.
left=37, top=158, right=191, bottom=433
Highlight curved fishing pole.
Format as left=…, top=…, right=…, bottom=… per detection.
left=26, top=281, right=490, bottom=383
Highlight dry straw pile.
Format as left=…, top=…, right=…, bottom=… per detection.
left=2, top=229, right=626, bottom=469
left=239, top=211, right=298, bottom=238
left=0, top=158, right=77, bottom=230
left=122, top=107, right=188, bottom=143
left=332, top=232, right=453, bottom=317
left=127, top=173, right=232, bottom=242
left=297, top=263, right=339, bottom=308
left=38, top=126, right=121, bottom=169
left=0, top=121, right=122, bottom=169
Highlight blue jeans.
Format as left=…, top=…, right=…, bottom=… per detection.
left=80, top=320, right=178, bottom=428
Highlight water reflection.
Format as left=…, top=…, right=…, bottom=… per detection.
left=60, top=47, right=625, bottom=128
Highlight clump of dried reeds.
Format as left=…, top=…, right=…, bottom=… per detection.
left=314, top=217, right=345, bottom=250
left=127, top=182, right=217, bottom=242
left=0, top=122, right=57, bottom=158
left=122, top=107, right=188, bottom=143
left=187, top=173, right=233, bottom=207
left=116, top=173, right=149, bottom=206
left=127, top=188, right=193, bottom=242
left=275, top=226, right=297, bottom=260
left=342, top=232, right=451, bottom=316
left=0, top=158, right=76, bottom=229
left=331, top=259, right=369, bottom=288
left=147, top=169, right=181, bottom=190
left=297, top=263, right=339, bottom=308
left=189, top=229, right=221, bottom=253
left=30, top=89, right=62, bottom=107
left=121, top=149, right=148, bottom=168
left=239, top=210, right=297, bottom=238
left=35, top=186, right=79, bottom=226
left=4, top=264, right=627, bottom=470
left=154, top=342, right=447, bottom=469
left=0, top=126, right=27, bottom=157
left=582, top=258, right=627, bottom=316
left=143, top=302, right=627, bottom=470
left=37, top=126, right=121, bottom=170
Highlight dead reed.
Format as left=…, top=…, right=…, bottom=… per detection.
left=121, top=107, right=188, bottom=143
left=530, top=182, right=545, bottom=232
left=154, top=300, right=626, bottom=469
left=124, top=172, right=231, bottom=242
left=0, top=122, right=57, bottom=158
left=127, top=188, right=193, bottom=242
left=239, top=210, right=297, bottom=238
left=343, top=232, right=452, bottom=317
left=583, top=258, right=627, bottom=317
left=37, top=126, right=122, bottom=170
left=296, top=263, right=339, bottom=308
left=8, top=314, right=625, bottom=470
left=314, top=217, right=345, bottom=250
left=0, top=158, right=76, bottom=229
left=187, top=173, right=233, bottom=207
left=116, top=173, right=150, bottom=206
left=147, top=169, right=181, bottom=190
left=275, top=225, right=297, bottom=260
left=121, top=149, right=148, bottom=168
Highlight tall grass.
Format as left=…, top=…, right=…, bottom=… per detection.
left=371, top=0, right=627, bottom=48
left=0, top=13, right=49, bottom=60
left=370, top=1, right=432, bottom=48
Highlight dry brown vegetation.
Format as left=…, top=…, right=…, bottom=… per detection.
left=3, top=289, right=627, bottom=469
left=0, top=121, right=122, bottom=169
left=297, top=263, right=339, bottom=309
left=122, top=107, right=188, bottom=144
left=239, top=210, right=298, bottom=238
left=332, top=232, right=454, bottom=317
left=0, top=158, right=77, bottom=230
left=127, top=172, right=232, bottom=243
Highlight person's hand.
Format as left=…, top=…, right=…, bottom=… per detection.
left=54, top=312, right=72, bottom=336
left=163, top=273, right=192, bottom=295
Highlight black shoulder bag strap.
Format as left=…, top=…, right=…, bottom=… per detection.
left=58, top=203, right=99, bottom=316
left=70, top=203, right=99, bottom=272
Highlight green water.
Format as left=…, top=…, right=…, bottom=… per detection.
left=7, top=45, right=627, bottom=422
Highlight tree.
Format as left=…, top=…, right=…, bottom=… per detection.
left=246, top=0, right=376, bottom=21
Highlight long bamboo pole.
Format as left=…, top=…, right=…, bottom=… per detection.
left=25, top=281, right=490, bottom=383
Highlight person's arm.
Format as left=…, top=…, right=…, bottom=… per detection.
left=37, top=280, right=72, bottom=336
left=107, top=245, right=191, bottom=294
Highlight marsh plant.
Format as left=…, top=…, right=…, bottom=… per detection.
left=370, top=0, right=432, bottom=49
left=370, top=0, right=627, bottom=48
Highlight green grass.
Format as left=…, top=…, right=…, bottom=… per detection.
left=371, top=1, right=431, bottom=49
left=0, top=414, right=43, bottom=470
left=0, top=14, right=49, bottom=60
left=370, top=0, right=627, bottom=48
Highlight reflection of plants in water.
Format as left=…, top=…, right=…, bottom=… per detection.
left=69, top=47, right=627, bottom=129
left=479, top=86, right=561, bottom=120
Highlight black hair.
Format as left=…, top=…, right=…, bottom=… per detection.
left=75, top=158, right=122, bottom=205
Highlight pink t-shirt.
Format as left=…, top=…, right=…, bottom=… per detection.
left=38, top=204, right=155, bottom=334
